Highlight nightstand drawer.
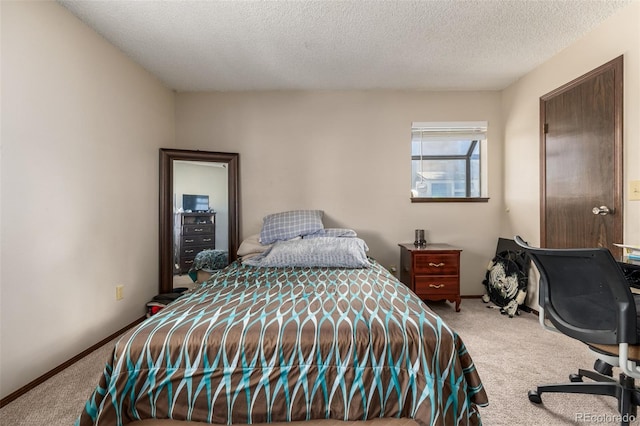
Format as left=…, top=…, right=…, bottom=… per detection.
left=182, top=234, right=215, bottom=246
left=180, top=246, right=212, bottom=271
left=180, top=257, right=196, bottom=271
left=180, top=245, right=213, bottom=258
left=414, top=276, right=459, bottom=295
left=183, top=224, right=214, bottom=235
left=414, top=253, right=459, bottom=275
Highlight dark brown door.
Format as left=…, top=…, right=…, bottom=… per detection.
left=540, top=56, right=623, bottom=257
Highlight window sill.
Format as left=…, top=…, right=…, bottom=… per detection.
left=411, top=197, right=490, bottom=203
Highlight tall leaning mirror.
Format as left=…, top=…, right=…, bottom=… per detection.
left=159, top=149, right=239, bottom=293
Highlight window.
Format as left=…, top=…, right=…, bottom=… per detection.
left=411, top=121, right=488, bottom=202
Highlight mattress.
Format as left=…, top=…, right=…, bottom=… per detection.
left=77, top=260, right=487, bottom=425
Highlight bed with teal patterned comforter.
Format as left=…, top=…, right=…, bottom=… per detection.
left=77, top=259, right=487, bottom=426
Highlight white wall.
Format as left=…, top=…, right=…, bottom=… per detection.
left=0, top=1, right=175, bottom=399
left=501, top=1, right=640, bottom=306
left=175, top=90, right=505, bottom=296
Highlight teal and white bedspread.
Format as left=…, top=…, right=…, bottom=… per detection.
left=77, top=260, right=487, bottom=426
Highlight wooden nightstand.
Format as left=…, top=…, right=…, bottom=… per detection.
left=399, top=243, right=462, bottom=312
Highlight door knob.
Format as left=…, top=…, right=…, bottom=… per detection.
left=592, top=205, right=613, bottom=215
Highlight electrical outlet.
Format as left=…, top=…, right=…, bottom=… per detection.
left=389, top=264, right=397, bottom=273
left=115, top=285, right=124, bottom=301
left=630, top=180, right=640, bottom=201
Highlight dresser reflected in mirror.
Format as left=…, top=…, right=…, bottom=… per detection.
left=159, top=149, right=239, bottom=293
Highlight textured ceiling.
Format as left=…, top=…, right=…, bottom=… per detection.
left=58, top=0, right=633, bottom=92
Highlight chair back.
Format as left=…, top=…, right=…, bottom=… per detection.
left=514, top=236, right=637, bottom=345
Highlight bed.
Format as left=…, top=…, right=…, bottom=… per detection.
left=77, top=212, right=487, bottom=426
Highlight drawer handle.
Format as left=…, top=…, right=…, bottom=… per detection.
left=429, top=284, right=445, bottom=289
left=185, top=249, right=194, bottom=253
left=185, top=260, right=193, bottom=264
left=194, top=228, right=204, bottom=232
left=185, top=239, right=194, bottom=243
left=203, top=238, right=212, bottom=242
left=429, top=262, right=445, bottom=267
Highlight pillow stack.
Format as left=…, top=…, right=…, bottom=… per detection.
left=237, top=210, right=364, bottom=265
left=259, top=210, right=325, bottom=244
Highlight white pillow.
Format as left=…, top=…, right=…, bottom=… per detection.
left=237, top=234, right=271, bottom=257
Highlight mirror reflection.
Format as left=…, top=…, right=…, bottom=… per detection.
left=159, top=149, right=239, bottom=294
left=172, top=161, right=229, bottom=288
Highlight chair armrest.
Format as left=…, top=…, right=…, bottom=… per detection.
left=619, top=343, right=640, bottom=379
left=539, top=307, right=562, bottom=334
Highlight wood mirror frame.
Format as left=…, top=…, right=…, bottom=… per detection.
left=159, top=149, right=239, bottom=293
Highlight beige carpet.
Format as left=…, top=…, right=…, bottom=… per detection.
left=1, top=299, right=637, bottom=425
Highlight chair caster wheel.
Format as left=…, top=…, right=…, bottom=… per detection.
left=594, top=359, right=614, bottom=377
left=528, top=390, right=542, bottom=404
left=569, top=373, right=583, bottom=382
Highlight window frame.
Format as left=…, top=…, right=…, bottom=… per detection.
left=410, top=122, right=489, bottom=203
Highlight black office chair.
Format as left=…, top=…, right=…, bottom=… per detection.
left=514, top=236, right=640, bottom=424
